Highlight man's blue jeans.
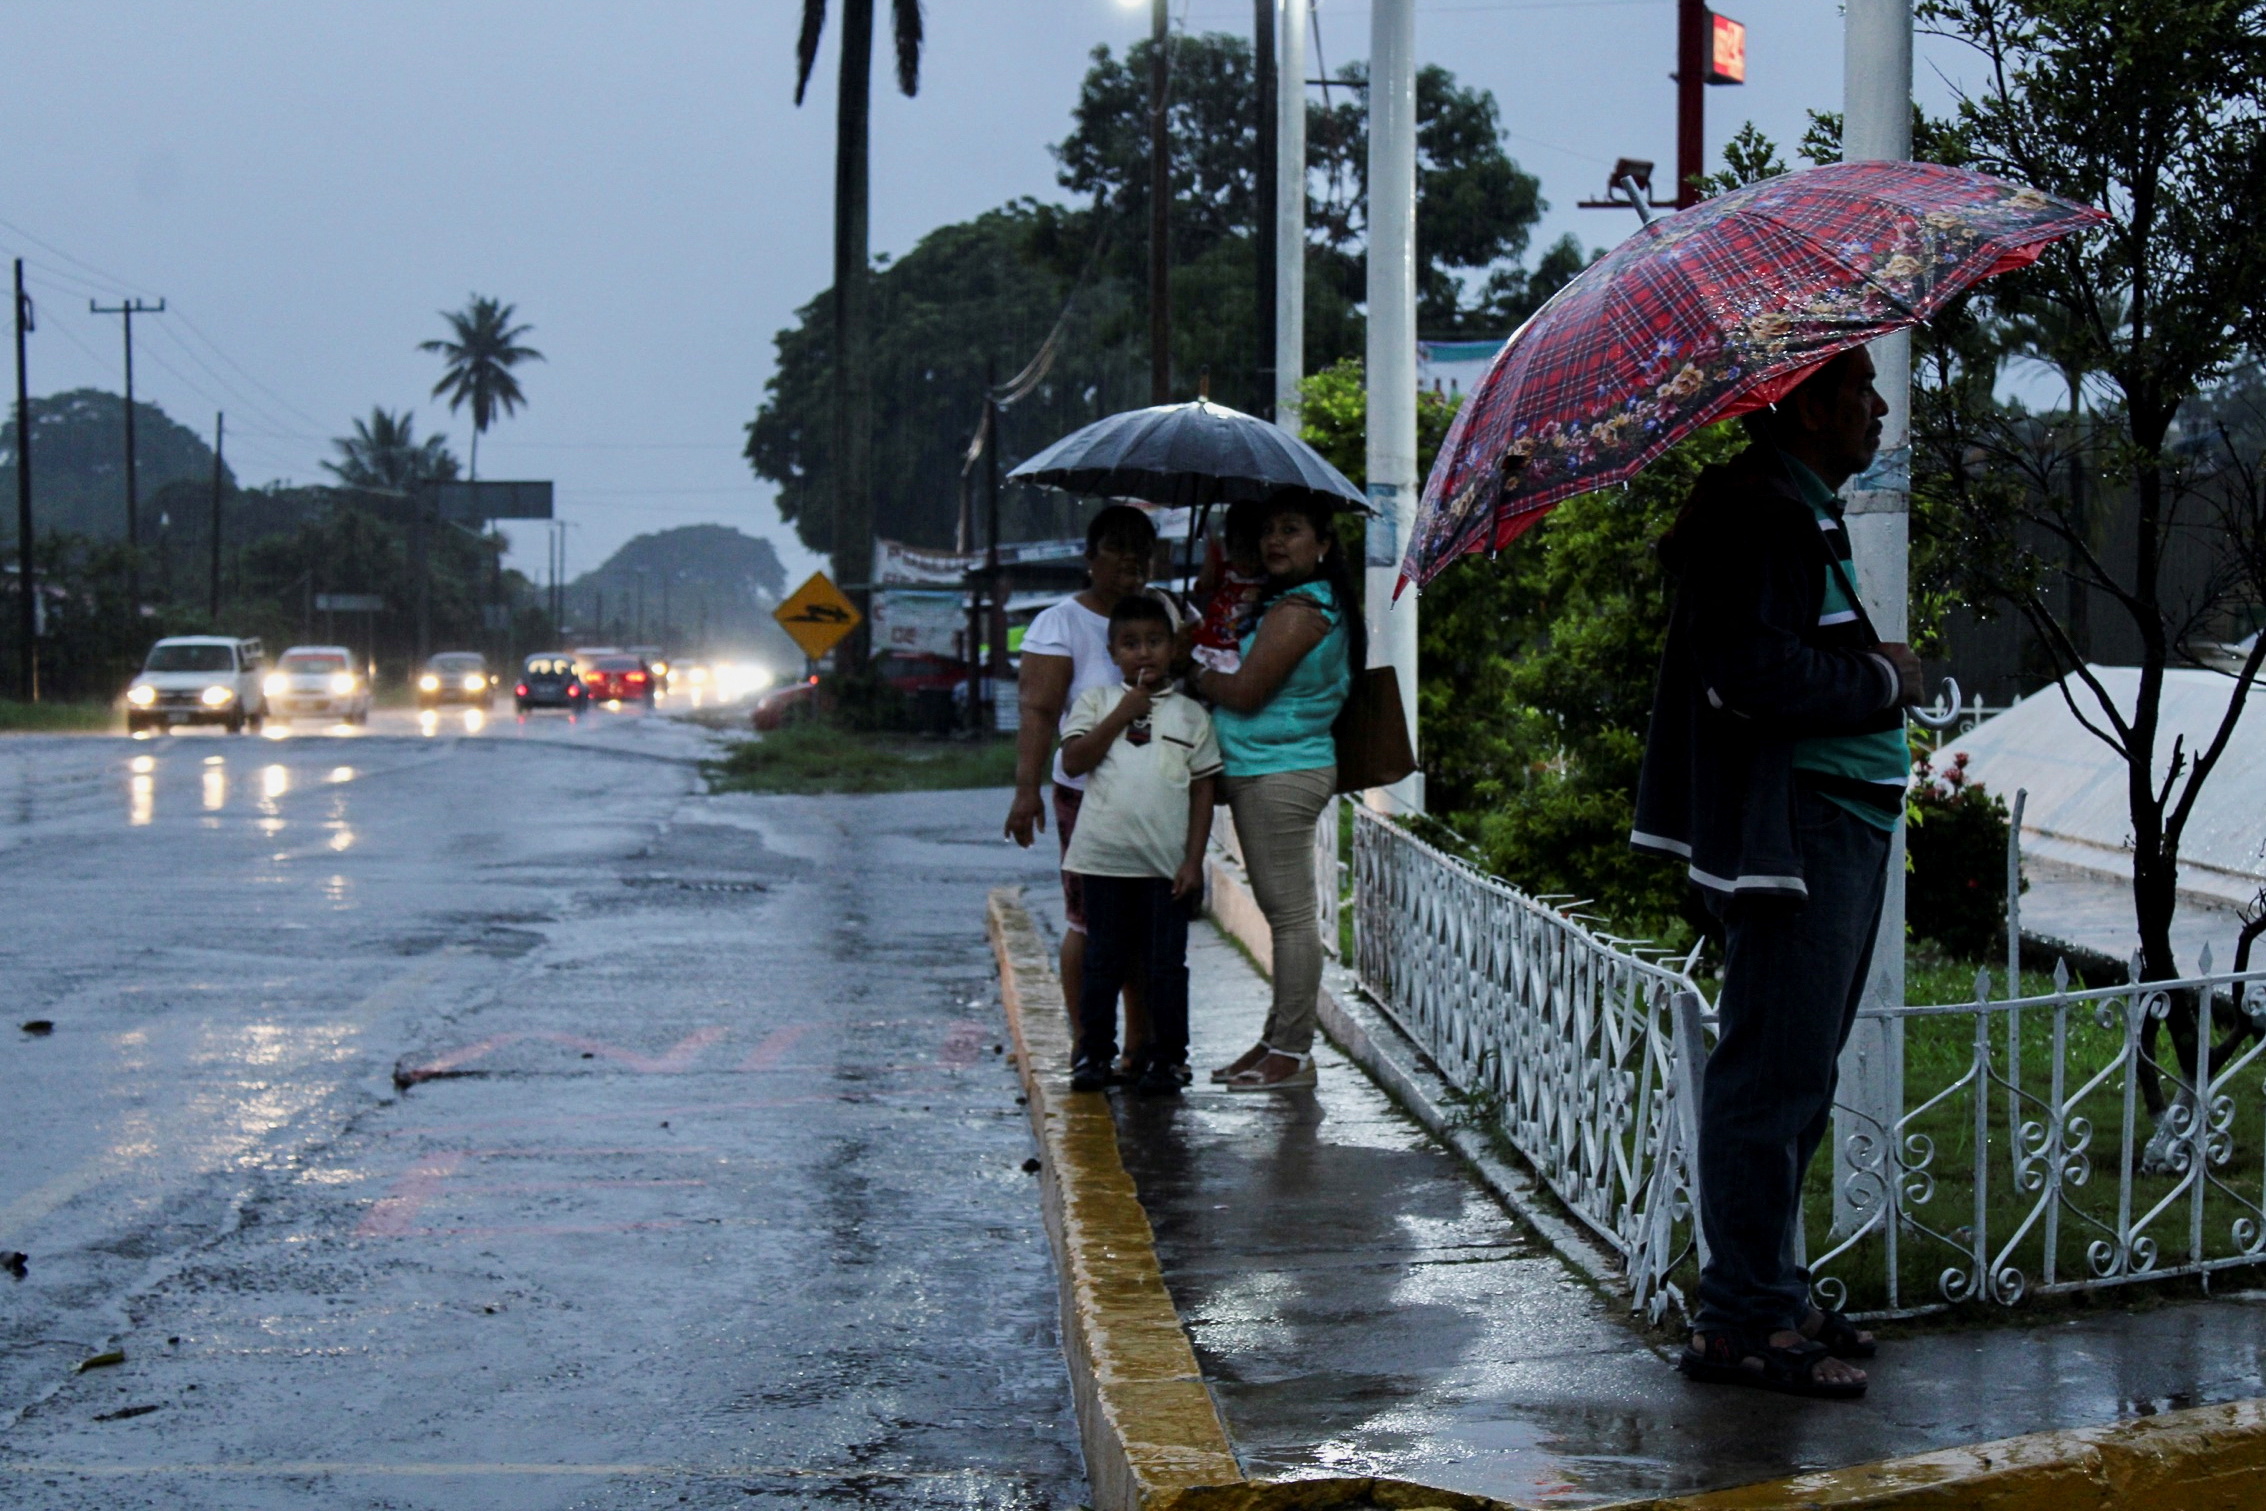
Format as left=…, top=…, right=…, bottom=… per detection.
left=1694, top=787, right=1891, bottom=1336
left=1074, top=874, right=1192, bottom=1072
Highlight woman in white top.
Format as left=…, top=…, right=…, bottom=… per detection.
left=1003, top=505, right=1162, bottom=1048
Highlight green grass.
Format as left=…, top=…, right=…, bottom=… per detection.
left=0, top=700, right=115, bottom=733
left=703, top=722, right=1018, bottom=795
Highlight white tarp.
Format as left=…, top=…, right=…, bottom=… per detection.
left=1950, top=666, right=2266, bottom=906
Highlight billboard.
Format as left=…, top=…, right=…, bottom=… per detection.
left=1709, top=13, right=1746, bottom=85
left=433, top=481, right=554, bottom=520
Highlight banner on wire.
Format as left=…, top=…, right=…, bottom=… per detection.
left=870, top=590, right=966, bottom=659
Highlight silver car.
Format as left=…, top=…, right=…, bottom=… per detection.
left=264, top=645, right=372, bottom=725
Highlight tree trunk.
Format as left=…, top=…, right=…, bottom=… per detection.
left=830, top=0, right=875, bottom=663
left=2124, top=440, right=2178, bottom=987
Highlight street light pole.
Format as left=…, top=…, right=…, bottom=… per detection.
left=1835, top=0, right=1915, bottom=1235
left=1148, top=0, right=1172, bottom=404
left=1274, top=0, right=1308, bottom=432
left=1676, top=0, right=1708, bottom=207
left=1365, top=0, right=1421, bottom=814
left=1255, top=0, right=1277, bottom=416
left=13, top=261, right=34, bottom=701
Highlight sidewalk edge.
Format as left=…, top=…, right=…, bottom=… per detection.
left=986, top=886, right=1245, bottom=1511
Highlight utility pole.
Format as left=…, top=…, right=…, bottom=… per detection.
left=13, top=261, right=35, bottom=701
left=985, top=387, right=1006, bottom=686
left=1254, top=0, right=1277, bottom=413
left=90, top=297, right=164, bottom=621
left=1274, top=0, right=1308, bottom=432
left=1365, top=0, right=1421, bottom=814
left=1833, top=0, right=1915, bottom=1236
left=1148, top=0, right=1172, bottom=404
left=209, top=413, right=224, bottom=622
left=1675, top=0, right=1707, bottom=207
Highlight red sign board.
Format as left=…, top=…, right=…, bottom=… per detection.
left=1710, top=12, right=1747, bottom=85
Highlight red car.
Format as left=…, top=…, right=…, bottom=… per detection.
left=750, top=676, right=824, bottom=732
left=579, top=654, right=655, bottom=705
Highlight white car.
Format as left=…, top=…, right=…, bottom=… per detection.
left=124, top=636, right=271, bottom=734
left=263, top=645, right=372, bottom=725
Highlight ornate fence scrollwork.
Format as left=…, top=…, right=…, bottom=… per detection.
left=1349, top=807, right=1704, bottom=1321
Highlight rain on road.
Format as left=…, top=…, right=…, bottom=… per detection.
left=0, top=708, right=1083, bottom=1508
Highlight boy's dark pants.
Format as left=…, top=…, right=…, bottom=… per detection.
left=1694, top=788, right=1890, bottom=1338
left=1074, top=875, right=1191, bottom=1071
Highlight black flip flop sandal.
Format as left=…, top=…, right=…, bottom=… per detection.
left=1804, top=1307, right=1877, bottom=1360
left=1678, top=1329, right=1867, bottom=1400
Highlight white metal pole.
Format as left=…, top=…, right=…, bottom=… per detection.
left=1364, top=0, right=1421, bottom=814
left=1274, top=0, right=1308, bottom=432
left=1834, top=0, right=1913, bottom=1237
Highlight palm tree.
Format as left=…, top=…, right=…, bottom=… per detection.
left=794, top=0, right=924, bottom=644
left=323, top=407, right=460, bottom=493
left=420, top=296, right=544, bottom=480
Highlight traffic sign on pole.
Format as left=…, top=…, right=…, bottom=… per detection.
left=772, top=572, right=862, bottom=662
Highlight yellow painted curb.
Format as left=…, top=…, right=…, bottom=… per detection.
left=1610, top=1395, right=2266, bottom=1510
left=987, top=887, right=1246, bottom=1511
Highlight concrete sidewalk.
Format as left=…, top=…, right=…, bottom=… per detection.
left=1082, top=910, right=2266, bottom=1505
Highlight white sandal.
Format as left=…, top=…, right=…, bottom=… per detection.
left=1225, top=1049, right=1315, bottom=1092
left=1210, top=1042, right=1271, bottom=1084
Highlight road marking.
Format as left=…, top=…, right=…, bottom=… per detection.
left=402, top=1025, right=729, bottom=1082
left=736, top=1022, right=813, bottom=1071
left=0, top=1462, right=983, bottom=1481
left=355, top=1151, right=466, bottom=1237
left=0, top=954, right=468, bottom=1251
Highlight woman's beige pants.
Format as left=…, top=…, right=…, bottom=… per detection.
left=1221, top=766, right=1335, bottom=1056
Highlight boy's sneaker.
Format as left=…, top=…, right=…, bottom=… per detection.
left=1069, top=1058, right=1111, bottom=1093
left=1132, top=1061, right=1184, bottom=1098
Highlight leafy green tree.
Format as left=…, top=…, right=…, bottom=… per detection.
left=1305, top=61, right=1558, bottom=334
left=323, top=408, right=460, bottom=493
left=1900, top=0, right=2266, bottom=990
left=0, top=389, right=229, bottom=544
left=420, top=296, right=543, bottom=480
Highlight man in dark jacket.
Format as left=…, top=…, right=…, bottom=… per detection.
left=1633, top=347, right=1923, bottom=1398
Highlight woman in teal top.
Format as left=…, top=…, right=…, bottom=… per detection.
left=1189, top=500, right=1359, bottom=1091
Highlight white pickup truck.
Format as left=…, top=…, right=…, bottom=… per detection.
left=124, top=636, right=271, bottom=734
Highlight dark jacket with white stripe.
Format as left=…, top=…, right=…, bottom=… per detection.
left=1630, top=444, right=1902, bottom=899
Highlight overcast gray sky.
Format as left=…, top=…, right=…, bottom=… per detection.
left=0, top=1, right=1970, bottom=586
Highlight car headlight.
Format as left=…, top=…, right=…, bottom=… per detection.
left=418, top=674, right=440, bottom=692
left=200, top=685, right=235, bottom=707
left=330, top=672, right=357, bottom=696
left=462, top=673, right=486, bottom=693
left=263, top=673, right=288, bottom=697
left=127, top=684, right=157, bottom=707
left=651, top=660, right=669, bottom=677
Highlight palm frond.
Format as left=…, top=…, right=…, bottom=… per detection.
left=891, top=0, right=923, bottom=96
left=794, top=0, right=827, bottom=105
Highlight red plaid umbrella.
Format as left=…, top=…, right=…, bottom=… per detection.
left=1398, top=161, right=2106, bottom=594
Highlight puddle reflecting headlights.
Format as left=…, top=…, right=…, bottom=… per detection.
left=200, top=685, right=235, bottom=707
left=330, top=672, right=357, bottom=696
left=263, top=673, right=289, bottom=698
left=126, top=684, right=157, bottom=707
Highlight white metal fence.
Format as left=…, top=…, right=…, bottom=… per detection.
left=1811, top=959, right=2266, bottom=1317
left=1347, top=805, right=1706, bottom=1321
left=1340, top=805, right=2266, bottom=1321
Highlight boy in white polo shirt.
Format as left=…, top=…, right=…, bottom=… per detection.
left=1058, top=595, right=1223, bottom=1096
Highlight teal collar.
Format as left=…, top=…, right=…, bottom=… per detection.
left=1777, top=450, right=1840, bottom=514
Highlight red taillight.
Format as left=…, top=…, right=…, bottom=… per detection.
left=567, top=684, right=583, bottom=697
left=515, top=683, right=529, bottom=696
left=627, top=672, right=646, bottom=683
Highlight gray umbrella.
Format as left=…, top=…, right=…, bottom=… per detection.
left=1006, top=398, right=1371, bottom=513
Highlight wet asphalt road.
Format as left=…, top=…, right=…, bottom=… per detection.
left=0, top=708, right=1083, bottom=1508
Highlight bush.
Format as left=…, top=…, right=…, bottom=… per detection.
left=1907, top=749, right=2014, bottom=960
